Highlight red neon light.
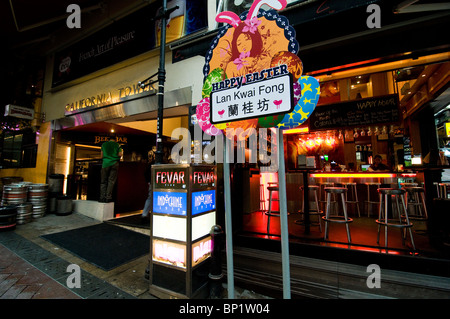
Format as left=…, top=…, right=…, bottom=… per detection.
left=311, top=173, right=396, bottom=178
left=400, top=173, right=417, bottom=177
left=309, top=58, right=382, bottom=75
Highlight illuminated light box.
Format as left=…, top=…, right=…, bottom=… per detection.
left=153, top=191, right=187, bottom=215
left=192, top=236, right=212, bottom=267
left=192, top=211, right=216, bottom=241
left=150, top=164, right=217, bottom=299
left=152, top=239, right=186, bottom=269
left=192, top=190, right=215, bottom=215
left=153, top=215, right=187, bottom=242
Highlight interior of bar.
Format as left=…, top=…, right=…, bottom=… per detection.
left=231, top=58, right=450, bottom=260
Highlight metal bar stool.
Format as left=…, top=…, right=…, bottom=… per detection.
left=260, top=184, right=267, bottom=212
left=341, top=182, right=361, bottom=217
left=322, top=187, right=353, bottom=243
left=403, top=186, right=428, bottom=221
left=439, top=183, right=449, bottom=199
left=376, top=188, right=416, bottom=250
left=365, top=183, right=381, bottom=217
left=319, top=182, right=336, bottom=215
left=295, top=185, right=322, bottom=232
left=434, top=182, right=441, bottom=198
left=265, top=185, right=280, bottom=234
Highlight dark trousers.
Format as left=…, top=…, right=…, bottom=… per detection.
left=100, top=162, right=119, bottom=201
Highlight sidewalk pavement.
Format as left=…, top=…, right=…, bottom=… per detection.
left=0, top=212, right=270, bottom=300
left=0, top=244, right=81, bottom=299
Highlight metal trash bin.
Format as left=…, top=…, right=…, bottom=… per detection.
left=48, top=174, right=64, bottom=213
left=56, top=195, right=73, bottom=216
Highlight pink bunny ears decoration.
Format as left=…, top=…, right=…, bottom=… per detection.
left=216, top=0, right=287, bottom=26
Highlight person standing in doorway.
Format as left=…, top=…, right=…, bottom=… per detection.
left=99, top=134, right=123, bottom=203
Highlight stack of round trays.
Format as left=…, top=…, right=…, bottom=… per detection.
left=16, top=202, right=33, bottom=224
left=2, top=184, right=28, bottom=206
left=28, top=183, right=49, bottom=219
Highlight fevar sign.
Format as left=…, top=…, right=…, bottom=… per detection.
left=210, top=66, right=293, bottom=124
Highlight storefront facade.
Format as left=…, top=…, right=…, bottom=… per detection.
left=2, top=0, right=449, bottom=297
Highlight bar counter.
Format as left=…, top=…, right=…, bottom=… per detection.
left=285, top=171, right=421, bottom=218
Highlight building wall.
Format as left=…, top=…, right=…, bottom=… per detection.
left=42, top=52, right=206, bottom=122
left=0, top=121, right=51, bottom=183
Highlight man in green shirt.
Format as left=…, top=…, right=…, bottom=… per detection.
left=99, top=135, right=123, bottom=203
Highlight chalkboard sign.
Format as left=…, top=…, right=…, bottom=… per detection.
left=309, top=94, right=399, bottom=130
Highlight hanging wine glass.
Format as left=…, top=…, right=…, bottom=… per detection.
left=353, top=128, right=359, bottom=138
left=360, top=128, right=365, bottom=136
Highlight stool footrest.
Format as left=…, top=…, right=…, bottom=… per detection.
left=322, top=216, right=353, bottom=223
left=376, top=219, right=413, bottom=228
left=294, top=220, right=321, bottom=226
left=402, top=214, right=427, bottom=221
left=297, top=210, right=322, bottom=215
left=265, top=211, right=280, bottom=216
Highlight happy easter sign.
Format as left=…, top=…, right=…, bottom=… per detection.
left=196, top=0, right=320, bottom=139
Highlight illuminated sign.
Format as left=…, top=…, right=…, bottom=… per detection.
left=4, top=104, right=34, bottom=120
left=153, top=191, right=187, bottom=215
left=94, top=136, right=128, bottom=144
left=153, top=215, right=187, bottom=242
left=152, top=239, right=186, bottom=269
left=192, top=167, right=216, bottom=189
left=191, top=190, right=215, bottom=215
left=192, top=211, right=216, bottom=241
left=192, top=236, right=212, bottom=267
left=154, top=167, right=187, bottom=189
left=446, top=122, right=450, bottom=138
left=210, top=67, right=293, bottom=124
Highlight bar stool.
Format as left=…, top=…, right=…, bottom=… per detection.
left=403, top=187, right=428, bottom=221
left=260, top=184, right=267, bottom=212
left=265, top=185, right=280, bottom=234
left=365, top=183, right=381, bottom=217
left=295, top=185, right=322, bottom=232
left=439, top=183, right=449, bottom=199
left=341, top=182, right=361, bottom=217
left=319, top=182, right=336, bottom=215
left=434, top=182, right=441, bottom=198
left=322, top=187, right=353, bottom=243
left=376, top=188, right=415, bottom=250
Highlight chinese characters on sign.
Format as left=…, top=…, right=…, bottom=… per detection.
left=210, top=65, right=293, bottom=124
